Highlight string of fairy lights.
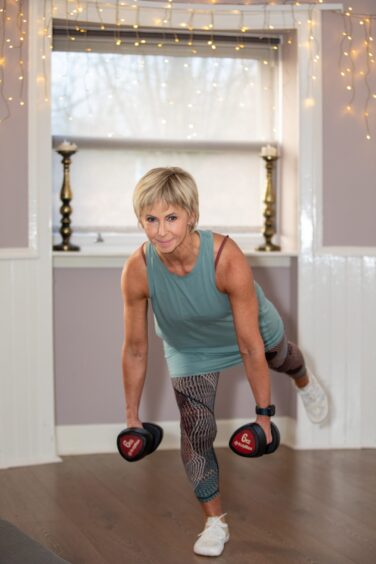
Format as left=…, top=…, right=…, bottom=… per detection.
left=337, top=5, right=376, bottom=139
left=1, top=0, right=376, bottom=140
left=0, top=0, right=27, bottom=122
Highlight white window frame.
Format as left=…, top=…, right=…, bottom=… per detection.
left=27, top=1, right=342, bottom=265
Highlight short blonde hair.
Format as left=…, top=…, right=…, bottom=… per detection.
left=133, top=167, right=199, bottom=230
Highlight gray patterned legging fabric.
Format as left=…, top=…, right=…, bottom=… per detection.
left=172, top=372, right=220, bottom=503
left=171, top=336, right=306, bottom=503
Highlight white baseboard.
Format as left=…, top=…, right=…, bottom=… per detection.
left=56, top=416, right=294, bottom=456
left=0, top=455, right=62, bottom=470
left=54, top=417, right=376, bottom=456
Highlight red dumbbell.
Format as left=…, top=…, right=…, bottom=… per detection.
left=229, top=421, right=280, bottom=458
left=117, top=422, right=163, bottom=462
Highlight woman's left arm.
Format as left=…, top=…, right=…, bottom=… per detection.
left=216, top=236, right=272, bottom=441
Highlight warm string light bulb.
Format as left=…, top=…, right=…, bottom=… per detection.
left=361, top=18, right=373, bottom=141
left=305, top=8, right=320, bottom=104
left=40, top=1, right=51, bottom=105
left=339, top=10, right=355, bottom=112
left=240, top=9, right=249, bottom=35
left=113, top=0, right=122, bottom=46
left=16, top=0, right=26, bottom=106
left=308, top=13, right=314, bottom=72
left=209, top=12, right=216, bottom=49
left=132, top=3, right=140, bottom=48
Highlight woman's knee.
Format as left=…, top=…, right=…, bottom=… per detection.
left=266, top=337, right=306, bottom=377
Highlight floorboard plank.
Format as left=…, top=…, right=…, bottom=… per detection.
left=0, top=447, right=375, bottom=563
left=0, top=468, right=106, bottom=564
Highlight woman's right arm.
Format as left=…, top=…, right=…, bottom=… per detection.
left=120, top=249, right=149, bottom=428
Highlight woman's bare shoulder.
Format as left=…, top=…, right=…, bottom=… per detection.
left=121, top=244, right=149, bottom=299
left=213, top=232, right=253, bottom=292
left=212, top=231, right=245, bottom=261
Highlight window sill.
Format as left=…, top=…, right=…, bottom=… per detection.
left=52, top=232, right=297, bottom=268
left=52, top=245, right=297, bottom=268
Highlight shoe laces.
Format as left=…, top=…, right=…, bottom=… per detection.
left=300, top=378, right=323, bottom=401
left=198, top=513, right=228, bottom=540
left=304, top=385, right=321, bottom=401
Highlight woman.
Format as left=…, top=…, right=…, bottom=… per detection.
left=121, top=167, right=328, bottom=557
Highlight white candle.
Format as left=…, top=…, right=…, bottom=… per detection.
left=261, top=144, right=278, bottom=158
left=57, top=140, right=78, bottom=152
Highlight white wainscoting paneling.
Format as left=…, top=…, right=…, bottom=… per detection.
left=295, top=255, right=376, bottom=449
left=0, top=260, right=59, bottom=469
left=0, top=0, right=59, bottom=469
left=294, top=6, right=376, bottom=449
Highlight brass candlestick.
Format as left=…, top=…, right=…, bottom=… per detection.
left=53, top=146, right=80, bottom=252
left=257, top=155, right=281, bottom=252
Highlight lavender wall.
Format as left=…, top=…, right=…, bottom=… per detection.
left=0, top=1, right=28, bottom=248
left=322, top=0, right=376, bottom=247
left=53, top=261, right=297, bottom=425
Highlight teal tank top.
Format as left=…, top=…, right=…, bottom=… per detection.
left=146, top=230, right=284, bottom=377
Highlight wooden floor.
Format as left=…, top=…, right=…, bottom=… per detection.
left=0, top=447, right=376, bottom=564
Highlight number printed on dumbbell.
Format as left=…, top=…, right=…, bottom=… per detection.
left=122, top=437, right=141, bottom=455
left=241, top=433, right=251, bottom=446
left=117, top=422, right=164, bottom=463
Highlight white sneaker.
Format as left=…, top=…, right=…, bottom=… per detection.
left=193, top=514, right=230, bottom=557
left=297, top=369, right=329, bottom=424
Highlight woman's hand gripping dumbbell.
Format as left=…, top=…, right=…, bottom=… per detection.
left=117, top=422, right=164, bottom=462
left=229, top=404, right=280, bottom=458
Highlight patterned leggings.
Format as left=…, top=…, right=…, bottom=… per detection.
left=171, top=335, right=306, bottom=503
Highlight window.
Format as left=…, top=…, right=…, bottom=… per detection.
left=52, top=27, right=280, bottom=240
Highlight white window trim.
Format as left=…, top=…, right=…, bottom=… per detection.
left=30, top=1, right=342, bottom=263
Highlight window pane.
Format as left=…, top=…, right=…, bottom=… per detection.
left=52, top=149, right=264, bottom=231
left=52, top=51, right=276, bottom=142
left=52, top=46, right=278, bottom=233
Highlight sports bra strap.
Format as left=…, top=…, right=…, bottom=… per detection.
left=215, top=235, right=229, bottom=270
left=140, top=243, right=147, bottom=265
